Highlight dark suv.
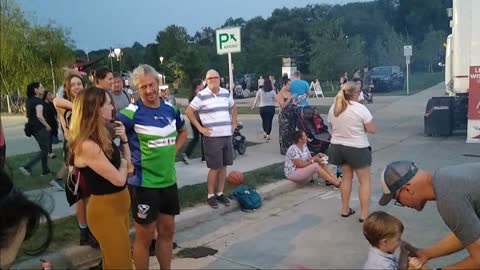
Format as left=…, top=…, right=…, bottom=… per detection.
left=370, top=66, right=404, bottom=91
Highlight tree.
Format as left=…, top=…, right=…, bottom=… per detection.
left=0, top=0, right=74, bottom=98
left=416, top=30, right=447, bottom=72
left=308, top=18, right=366, bottom=80
left=155, top=25, right=189, bottom=60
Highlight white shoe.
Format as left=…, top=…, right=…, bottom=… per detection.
left=49, top=179, right=65, bottom=191
left=181, top=153, right=190, bottom=165
left=48, top=153, right=56, bottom=159
left=19, top=167, right=31, bottom=176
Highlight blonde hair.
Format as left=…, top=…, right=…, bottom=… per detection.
left=333, top=81, right=357, bottom=117
left=363, top=211, right=404, bottom=247
left=68, top=87, right=113, bottom=164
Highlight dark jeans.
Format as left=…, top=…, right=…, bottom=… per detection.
left=24, top=128, right=51, bottom=173
left=183, top=123, right=205, bottom=160
left=260, top=106, right=275, bottom=135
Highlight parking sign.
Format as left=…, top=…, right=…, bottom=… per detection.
left=216, top=27, right=241, bottom=55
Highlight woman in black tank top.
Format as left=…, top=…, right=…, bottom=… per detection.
left=68, top=87, right=133, bottom=269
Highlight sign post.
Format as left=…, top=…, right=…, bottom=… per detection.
left=404, top=45, right=413, bottom=96
left=216, top=27, right=241, bottom=95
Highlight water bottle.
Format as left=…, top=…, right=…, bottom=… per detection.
left=336, top=166, right=342, bottom=179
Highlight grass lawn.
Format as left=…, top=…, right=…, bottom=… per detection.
left=5, top=148, right=65, bottom=191
left=20, top=162, right=284, bottom=256
left=6, top=140, right=259, bottom=191
left=374, top=71, right=444, bottom=96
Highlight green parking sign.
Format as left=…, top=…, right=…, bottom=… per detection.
left=216, top=27, right=241, bottom=55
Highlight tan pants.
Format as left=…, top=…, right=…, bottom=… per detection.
left=87, top=188, right=132, bottom=269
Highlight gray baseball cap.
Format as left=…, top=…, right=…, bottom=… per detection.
left=379, top=160, right=418, bottom=206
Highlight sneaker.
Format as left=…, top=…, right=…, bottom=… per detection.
left=79, top=227, right=89, bottom=246
left=87, top=228, right=99, bottom=248
left=181, top=153, right=190, bottom=165
left=266, top=135, right=271, bottom=140
left=19, top=167, right=31, bottom=176
left=48, top=153, right=56, bottom=159
left=49, top=179, right=65, bottom=191
left=41, top=170, right=53, bottom=176
left=215, top=194, right=230, bottom=206
left=207, top=197, right=219, bottom=209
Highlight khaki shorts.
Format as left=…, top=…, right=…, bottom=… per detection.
left=203, top=136, right=233, bottom=169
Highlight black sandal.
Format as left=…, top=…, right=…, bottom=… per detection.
left=341, top=208, right=355, bottom=217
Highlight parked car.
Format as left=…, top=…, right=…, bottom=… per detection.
left=370, top=65, right=404, bottom=91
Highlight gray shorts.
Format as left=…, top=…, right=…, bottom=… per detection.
left=203, top=136, right=233, bottom=169
left=327, top=144, right=372, bottom=169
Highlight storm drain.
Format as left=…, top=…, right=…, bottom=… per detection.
left=176, top=246, right=218, bottom=259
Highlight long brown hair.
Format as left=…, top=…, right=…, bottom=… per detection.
left=333, top=81, right=357, bottom=117
left=63, top=74, right=84, bottom=102
left=68, top=87, right=113, bottom=164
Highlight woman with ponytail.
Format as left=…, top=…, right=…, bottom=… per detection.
left=327, top=82, right=376, bottom=223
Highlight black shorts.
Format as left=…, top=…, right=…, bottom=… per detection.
left=327, top=144, right=372, bottom=169
left=128, top=184, right=180, bottom=224
left=203, top=136, right=233, bottom=169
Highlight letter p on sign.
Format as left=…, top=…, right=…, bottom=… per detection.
left=216, top=27, right=241, bottom=55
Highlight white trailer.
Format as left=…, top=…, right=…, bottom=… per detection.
left=426, top=0, right=480, bottom=142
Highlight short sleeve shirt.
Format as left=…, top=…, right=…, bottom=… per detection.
left=284, top=144, right=310, bottom=177
left=290, top=80, right=310, bottom=106
left=189, top=87, right=234, bottom=137
left=432, top=163, right=480, bottom=246
left=117, top=99, right=185, bottom=188
left=327, top=102, right=373, bottom=148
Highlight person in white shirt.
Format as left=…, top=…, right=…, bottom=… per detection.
left=185, top=69, right=238, bottom=209
left=327, top=81, right=376, bottom=222
left=251, top=79, right=276, bottom=140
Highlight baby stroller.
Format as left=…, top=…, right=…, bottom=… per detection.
left=295, top=106, right=331, bottom=154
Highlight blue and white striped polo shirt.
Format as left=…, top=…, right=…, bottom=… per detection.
left=189, top=87, right=234, bottom=137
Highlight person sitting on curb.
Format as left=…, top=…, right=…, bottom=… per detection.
left=379, top=160, right=480, bottom=269
left=284, top=130, right=341, bottom=187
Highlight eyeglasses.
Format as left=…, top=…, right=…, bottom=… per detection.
left=206, top=77, right=219, bottom=81
left=393, top=188, right=405, bottom=207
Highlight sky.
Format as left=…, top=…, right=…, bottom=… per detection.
left=17, top=0, right=367, bottom=51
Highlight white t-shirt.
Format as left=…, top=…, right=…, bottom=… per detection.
left=284, top=144, right=310, bottom=177
left=256, top=89, right=276, bottom=107
left=327, top=101, right=373, bottom=148
left=189, top=87, right=234, bottom=137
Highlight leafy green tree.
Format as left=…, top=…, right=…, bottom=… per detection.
left=308, top=18, right=366, bottom=80
left=416, top=30, right=447, bottom=72
left=0, top=0, right=73, bottom=97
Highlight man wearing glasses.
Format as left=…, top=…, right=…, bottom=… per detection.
left=185, top=69, right=238, bottom=209
left=379, top=160, right=480, bottom=269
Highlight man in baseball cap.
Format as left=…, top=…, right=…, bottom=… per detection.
left=379, top=160, right=480, bottom=269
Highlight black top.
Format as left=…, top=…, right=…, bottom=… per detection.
left=80, top=142, right=125, bottom=195
left=43, top=101, right=58, bottom=130
left=26, top=97, right=46, bottom=133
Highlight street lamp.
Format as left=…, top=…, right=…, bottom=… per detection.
left=159, top=56, right=165, bottom=85
left=112, top=48, right=122, bottom=72
left=108, top=48, right=115, bottom=71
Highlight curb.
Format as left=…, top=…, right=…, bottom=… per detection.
left=12, top=180, right=299, bottom=270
